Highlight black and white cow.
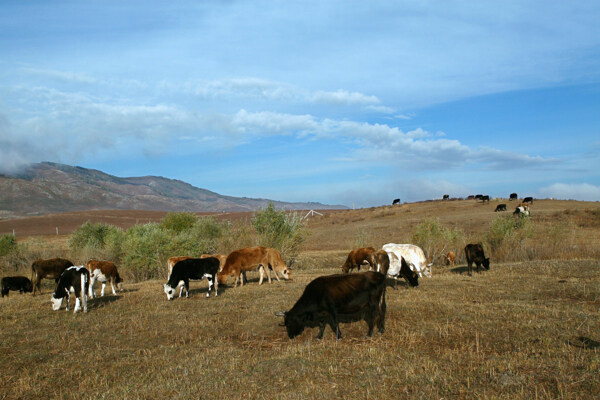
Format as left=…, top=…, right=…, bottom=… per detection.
left=163, top=257, right=220, bottom=300
left=1, top=276, right=33, bottom=297
left=277, top=271, right=387, bottom=340
left=51, top=266, right=90, bottom=313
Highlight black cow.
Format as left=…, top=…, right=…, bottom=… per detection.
left=1, top=276, right=33, bottom=297
left=392, top=198, right=401, bottom=205
left=509, top=193, right=518, bottom=201
left=51, top=266, right=90, bottom=313
left=278, top=271, right=387, bottom=340
left=495, top=204, right=507, bottom=212
left=163, top=257, right=220, bottom=300
left=443, top=194, right=450, bottom=200
left=475, top=194, right=483, bottom=200
left=464, top=244, right=490, bottom=276
left=481, top=195, right=490, bottom=203
left=523, top=196, right=534, bottom=204
left=31, top=258, right=74, bottom=295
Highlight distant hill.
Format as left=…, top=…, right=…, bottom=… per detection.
left=0, top=162, right=347, bottom=217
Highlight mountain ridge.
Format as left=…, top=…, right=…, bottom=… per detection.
left=0, top=162, right=347, bottom=217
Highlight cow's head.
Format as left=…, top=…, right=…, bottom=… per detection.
left=423, top=263, right=433, bottom=277
left=163, top=283, right=176, bottom=300
left=276, top=310, right=304, bottom=339
left=50, top=293, right=63, bottom=311
left=115, top=276, right=124, bottom=291
left=483, top=258, right=490, bottom=270
left=280, top=267, right=291, bottom=280
left=23, top=280, right=33, bottom=293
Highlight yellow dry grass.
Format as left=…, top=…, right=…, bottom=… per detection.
left=1, top=199, right=599, bottom=399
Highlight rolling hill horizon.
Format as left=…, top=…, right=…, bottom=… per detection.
left=0, top=162, right=347, bottom=218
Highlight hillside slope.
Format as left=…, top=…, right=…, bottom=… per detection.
left=0, top=162, right=346, bottom=216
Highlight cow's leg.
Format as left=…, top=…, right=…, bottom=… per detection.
left=74, top=291, right=81, bottom=313
left=467, top=261, right=473, bottom=276
left=88, top=275, right=96, bottom=299
left=233, top=272, right=240, bottom=288
left=316, top=323, right=326, bottom=340
left=262, top=263, right=272, bottom=284
left=184, top=280, right=190, bottom=297
left=258, top=266, right=265, bottom=285
left=178, top=281, right=185, bottom=297
left=100, top=282, right=106, bottom=297
left=205, top=275, right=213, bottom=298
left=110, top=279, right=117, bottom=295
left=66, top=292, right=71, bottom=311
left=213, top=273, right=218, bottom=296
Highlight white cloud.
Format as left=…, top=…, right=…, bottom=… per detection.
left=310, top=90, right=380, bottom=106
left=536, top=183, right=600, bottom=201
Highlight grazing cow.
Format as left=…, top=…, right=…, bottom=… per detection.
left=467, top=195, right=475, bottom=200
left=464, top=244, right=490, bottom=276
left=513, top=205, right=530, bottom=216
left=495, top=204, right=507, bottom=212
left=31, top=258, right=74, bottom=296
left=277, top=271, right=387, bottom=340
left=445, top=251, right=456, bottom=268
left=509, top=193, right=518, bottom=201
left=374, top=249, right=390, bottom=276
left=382, top=243, right=432, bottom=278
left=85, top=260, right=123, bottom=299
left=341, top=247, right=377, bottom=273
left=164, top=257, right=220, bottom=300
left=167, top=254, right=227, bottom=278
left=51, top=266, right=90, bottom=313
left=218, top=246, right=290, bottom=288
left=481, top=195, right=490, bottom=203
left=392, top=198, right=401, bottom=205
left=475, top=194, right=483, bottom=200
left=443, top=194, right=450, bottom=200
left=523, top=196, right=534, bottom=204
left=1, top=276, right=33, bottom=297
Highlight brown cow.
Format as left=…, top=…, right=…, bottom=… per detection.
left=445, top=251, right=456, bottom=268
left=85, top=260, right=123, bottom=298
left=465, top=244, right=490, bottom=276
left=217, top=246, right=290, bottom=287
left=374, top=249, right=390, bottom=276
left=341, top=247, right=377, bottom=273
left=31, top=258, right=74, bottom=296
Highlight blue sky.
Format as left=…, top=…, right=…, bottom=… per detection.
left=1, top=1, right=599, bottom=207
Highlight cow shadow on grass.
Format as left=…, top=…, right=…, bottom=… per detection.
left=384, top=278, right=416, bottom=289
left=449, top=266, right=470, bottom=275
left=87, top=295, right=121, bottom=310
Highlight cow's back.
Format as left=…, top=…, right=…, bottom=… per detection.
left=465, top=243, right=484, bottom=262
left=32, top=258, right=74, bottom=278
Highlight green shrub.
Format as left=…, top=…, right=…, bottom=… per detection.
left=485, top=214, right=534, bottom=260
left=160, top=212, right=198, bottom=233
left=251, top=202, right=308, bottom=263
left=68, top=221, right=124, bottom=262
left=412, top=217, right=465, bottom=265
left=0, top=234, right=17, bottom=257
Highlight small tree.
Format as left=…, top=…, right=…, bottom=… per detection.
left=0, top=234, right=17, bottom=257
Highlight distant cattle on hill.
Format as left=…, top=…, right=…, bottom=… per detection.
left=392, top=198, right=401, bottom=205
left=481, top=195, right=490, bottom=203
left=443, top=194, right=449, bottom=200
left=523, top=197, right=534, bottom=204
left=509, top=193, right=518, bottom=201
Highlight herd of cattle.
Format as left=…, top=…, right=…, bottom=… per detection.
left=1, top=241, right=491, bottom=340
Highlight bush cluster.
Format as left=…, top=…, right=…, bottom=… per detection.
left=66, top=206, right=307, bottom=281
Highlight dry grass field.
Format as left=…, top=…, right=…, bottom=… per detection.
left=1, top=199, right=599, bottom=399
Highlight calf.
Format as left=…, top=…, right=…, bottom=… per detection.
left=218, top=246, right=290, bottom=288
left=445, top=251, right=456, bottom=268
left=464, top=244, right=490, bottom=276
left=1, top=276, right=33, bottom=297
left=51, top=266, right=90, bottom=313
left=495, top=204, right=507, bottom=212
left=163, top=257, right=220, bottom=300
left=85, top=260, right=123, bottom=299
left=31, top=258, right=74, bottom=295
left=277, top=271, right=387, bottom=340
left=341, top=247, right=377, bottom=273
left=513, top=205, right=530, bottom=216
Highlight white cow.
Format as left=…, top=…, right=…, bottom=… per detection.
left=381, top=243, right=432, bottom=278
